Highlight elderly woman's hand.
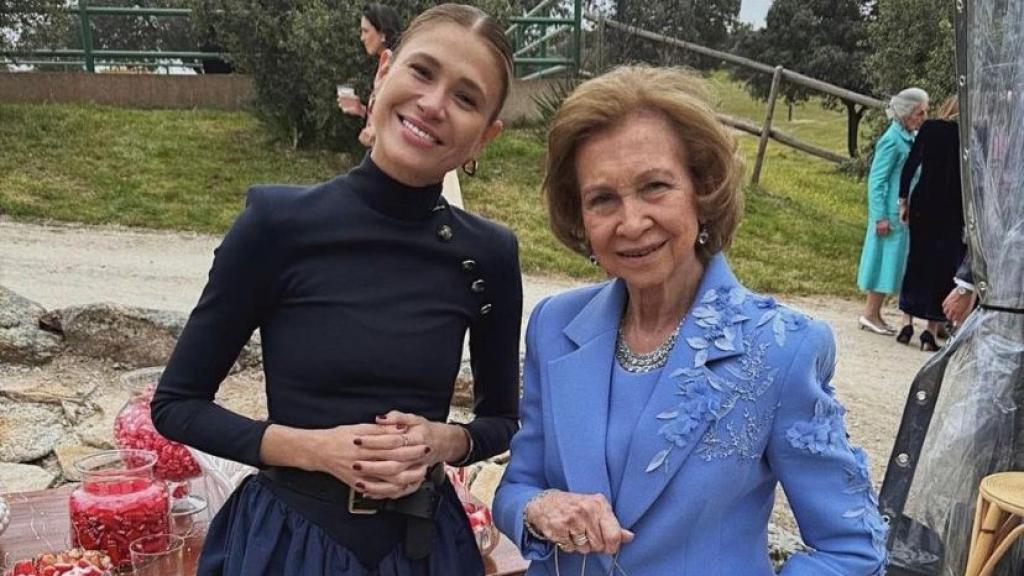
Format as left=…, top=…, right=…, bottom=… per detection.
left=524, top=490, right=634, bottom=555
left=875, top=218, right=892, bottom=236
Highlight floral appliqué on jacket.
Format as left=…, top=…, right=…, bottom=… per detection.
left=647, top=288, right=804, bottom=472
left=648, top=286, right=887, bottom=566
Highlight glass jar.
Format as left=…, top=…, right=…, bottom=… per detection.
left=69, top=450, right=170, bottom=572
left=113, top=368, right=205, bottom=517
left=462, top=500, right=499, bottom=556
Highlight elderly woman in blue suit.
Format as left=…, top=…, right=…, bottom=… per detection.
left=492, top=66, right=887, bottom=576
left=857, top=87, right=929, bottom=335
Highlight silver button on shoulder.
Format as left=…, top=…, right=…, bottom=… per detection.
left=480, top=303, right=493, bottom=315
left=471, top=279, right=486, bottom=293
left=436, top=225, right=453, bottom=241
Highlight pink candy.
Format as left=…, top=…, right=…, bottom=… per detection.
left=113, top=387, right=200, bottom=483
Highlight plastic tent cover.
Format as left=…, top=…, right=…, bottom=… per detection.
left=885, top=0, right=1024, bottom=574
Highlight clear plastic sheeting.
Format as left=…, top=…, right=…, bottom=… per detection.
left=885, top=0, right=1024, bottom=574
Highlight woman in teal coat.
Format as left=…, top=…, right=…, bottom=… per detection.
left=858, top=87, right=929, bottom=334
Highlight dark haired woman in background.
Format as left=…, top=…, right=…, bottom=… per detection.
left=339, top=3, right=403, bottom=145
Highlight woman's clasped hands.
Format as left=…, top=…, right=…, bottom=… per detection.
left=315, top=410, right=448, bottom=500
left=525, top=490, right=635, bottom=555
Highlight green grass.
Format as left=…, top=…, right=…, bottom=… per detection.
left=0, top=74, right=872, bottom=296
left=0, top=104, right=347, bottom=232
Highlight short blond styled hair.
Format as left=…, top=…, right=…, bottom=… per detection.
left=544, top=66, right=744, bottom=260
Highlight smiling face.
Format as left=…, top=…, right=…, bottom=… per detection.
left=577, top=111, right=702, bottom=292
left=369, top=22, right=504, bottom=187
left=360, top=16, right=385, bottom=56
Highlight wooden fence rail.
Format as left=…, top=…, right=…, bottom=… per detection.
left=584, top=14, right=887, bottom=183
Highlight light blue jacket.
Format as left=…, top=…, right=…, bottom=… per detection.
left=494, top=254, right=887, bottom=576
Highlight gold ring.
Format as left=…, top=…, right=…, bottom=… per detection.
left=571, top=531, right=588, bottom=546
left=401, top=435, right=409, bottom=447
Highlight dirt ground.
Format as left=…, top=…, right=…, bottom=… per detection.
left=0, top=217, right=931, bottom=512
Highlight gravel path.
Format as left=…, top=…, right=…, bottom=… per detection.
left=0, top=217, right=929, bottom=489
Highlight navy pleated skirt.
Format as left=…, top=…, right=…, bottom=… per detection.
left=197, top=475, right=485, bottom=575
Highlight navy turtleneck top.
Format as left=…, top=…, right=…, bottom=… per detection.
left=152, top=155, right=522, bottom=562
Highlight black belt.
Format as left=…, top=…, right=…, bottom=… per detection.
left=260, top=464, right=446, bottom=559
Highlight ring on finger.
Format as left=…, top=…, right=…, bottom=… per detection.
left=571, top=531, right=589, bottom=546
left=401, top=434, right=409, bottom=447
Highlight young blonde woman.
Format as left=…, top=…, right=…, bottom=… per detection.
left=153, top=6, right=522, bottom=574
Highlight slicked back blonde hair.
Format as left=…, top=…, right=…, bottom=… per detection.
left=394, top=3, right=512, bottom=122
left=544, top=66, right=744, bottom=260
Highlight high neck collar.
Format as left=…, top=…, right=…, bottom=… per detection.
left=347, top=154, right=445, bottom=221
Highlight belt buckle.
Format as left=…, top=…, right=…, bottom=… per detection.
left=348, top=487, right=379, bottom=515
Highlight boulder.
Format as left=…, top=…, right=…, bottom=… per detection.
left=44, top=304, right=186, bottom=368
left=0, top=286, right=62, bottom=365
left=55, top=444, right=105, bottom=482
left=0, top=400, right=64, bottom=462
left=45, top=303, right=262, bottom=370
left=0, top=462, right=57, bottom=493
left=73, top=387, right=131, bottom=449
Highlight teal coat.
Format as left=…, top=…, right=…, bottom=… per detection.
left=857, top=121, right=914, bottom=294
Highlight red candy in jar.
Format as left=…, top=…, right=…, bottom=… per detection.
left=68, top=450, right=170, bottom=572
left=113, top=372, right=200, bottom=484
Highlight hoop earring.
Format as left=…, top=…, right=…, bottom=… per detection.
left=697, top=224, right=710, bottom=246
left=462, top=159, right=478, bottom=177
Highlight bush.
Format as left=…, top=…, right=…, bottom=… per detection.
left=530, top=76, right=579, bottom=139
left=189, top=0, right=517, bottom=151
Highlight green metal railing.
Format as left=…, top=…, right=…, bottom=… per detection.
left=506, top=0, right=582, bottom=79
left=1, top=2, right=223, bottom=73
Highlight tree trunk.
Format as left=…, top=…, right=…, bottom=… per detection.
left=845, top=100, right=865, bottom=157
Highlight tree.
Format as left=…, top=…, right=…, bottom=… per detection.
left=1, top=0, right=64, bottom=53
left=867, top=0, right=955, bottom=100
left=607, top=0, right=741, bottom=70
left=731, top=0, right=875, bottom=157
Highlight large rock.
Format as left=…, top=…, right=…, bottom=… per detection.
left=55, top=444, right=105, bottom=482
left=74, top=387, right=131, bottom=449
left=44, top=304, right=262, bottom=370
left=44, top=304, right=185, bottom=368
left=0, top=286, right=62, bottom=365
left=0, top=372, right=97, bottom=406
left=0, top=462, right=57, bottom=493
left=0, top=400, right=64, bottom=462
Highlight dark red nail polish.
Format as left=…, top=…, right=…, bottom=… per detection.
left=354, top=438, right=363, bottom=446
left=353, top=463, right=362, bottom=471
left=356, top=482, right=365, bottom=490
left=396, top=424, right=408, bottom=431
left=424, top=446, right=431, bottom=454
